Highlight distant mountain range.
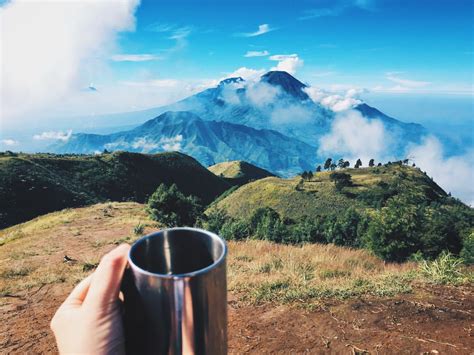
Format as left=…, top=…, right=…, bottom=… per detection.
left=52, top=71, right=426, bottom=176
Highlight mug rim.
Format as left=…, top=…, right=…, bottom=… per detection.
left=128, top=227, right=227, bottom=279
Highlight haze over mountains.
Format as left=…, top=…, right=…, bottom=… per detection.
left=52, top=71, right=426, bottom=176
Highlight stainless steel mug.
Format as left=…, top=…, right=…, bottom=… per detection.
left=122, top=227, right=227, bottom=355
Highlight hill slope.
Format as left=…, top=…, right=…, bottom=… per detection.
left=52, top=111, right=318, bottom=176
left=1, top=202, right=472, bottom=354
left=208, top=160, right=275, bottom=185
left=0, top=151, right=230, bottom=228
left=210, top=164, right=449, bottom=221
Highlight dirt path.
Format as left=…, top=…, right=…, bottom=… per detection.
left=1, top=203, right=473, bottom=354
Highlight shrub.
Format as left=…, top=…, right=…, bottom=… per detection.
left=329, top=172, right=353, bottom=191
left=420, top=251, right=464, bottom=284
left=147, top=183, right=203, bottom=227
left=460, top=232, right=474, bottom=264
left=323, top=207, right=367, bottom=247
left=133, top=223, right=145, bottom=236
left=249, top=207, right=289, bottom=243
left=365, top=196, right=425, bottom=262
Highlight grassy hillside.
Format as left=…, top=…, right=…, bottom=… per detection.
left=207, top=164, right=474, bottom=261
left=208, top=160, right=275, bottom=185
left=0, top=151, right=230, bottom=229
left=211, top=164, right=449, bottom=220
left=1, top=205, right=472, bottom=353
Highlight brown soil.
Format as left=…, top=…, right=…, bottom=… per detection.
left=1, top=203, right=473, bottom=354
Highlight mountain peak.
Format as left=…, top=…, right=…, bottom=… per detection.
left=260, top=71, right=309, bottom=100
left=219, top=77, right=245, bottom=86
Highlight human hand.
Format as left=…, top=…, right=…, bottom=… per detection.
left=51, top=244, right=131, bottom=354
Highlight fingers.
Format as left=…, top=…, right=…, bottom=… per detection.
left=83, top=244, right=130, bottom=309
left=60, top=273, right=93, bottom=308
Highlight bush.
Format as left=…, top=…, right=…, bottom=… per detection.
left=329, top=172, right=352, bottom=191
left=250, top=207, right=289, bottom=243
left=460, top=232, right=474, bottom=264
left=323, top=207, right=367, bottom=247
left=364, top=196, right=425, bottom=262
left=420, top=251, right=464, bottom=284
left=147, top=183, right=203, bottom=227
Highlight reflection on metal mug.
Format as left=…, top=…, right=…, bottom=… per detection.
left=122, top=227, right=227, bottom=355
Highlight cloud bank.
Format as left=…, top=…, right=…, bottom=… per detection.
left=1, top=0, right=140, bottom=122
left=407, top=137, right=474, bottom=206
left=270, top=54, right=303, bottom=75
left=33, top=130, right=73, bottom=142
left=305, top=86, right=365, bottom=112
left=318, top=110, right=391, bottom=164
left=318, top=111, right=474, bottom=205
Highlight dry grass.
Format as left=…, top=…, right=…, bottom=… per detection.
left=1, top=202, right=469, bottom=309
left=228, top=240, right=417, bottom=305
left=0, top=202, right=154, bottom=301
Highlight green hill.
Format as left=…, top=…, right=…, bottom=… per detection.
left=0, top=151, right=230, bottom=229
left=206, top=164, right=473, bottom=261
left=210, top=164, right=448, bottom=220
left=208, top=160, right=275, bottom=186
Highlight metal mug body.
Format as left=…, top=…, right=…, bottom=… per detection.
left=124, top=227, right=227, bottom=355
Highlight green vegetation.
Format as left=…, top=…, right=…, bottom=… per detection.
left=147, top=183, right=203, bottom=227
left=0, top=151, right=229, bottom=228
left=209, top=164, right=473, bottom=261
left=208, top=160, right=275, bottom=186
left=420, top=252, right=467, bottom=284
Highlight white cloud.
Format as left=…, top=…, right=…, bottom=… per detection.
left=225, top=67, right=266, bottom=82
left=1, top=139, right=19, bottom=146
left=115, top=135, right=183, bottom=153
left=299, top=0, right=375, bottom=19
left=1, top=0, right=140, bottom=123
left=110, top=54, right=161, bottom=62
left=131, top=137, right=159, bottom=152
left=271, top=104, right=313, bottom=125
left=304, top=86, right=365, bottom=112
left=407, top=136, right=474, bottom=206
left=385, top=73, right=431, bottom=88
left=160, top=135, right=183, bottom=151
left=269, top=54, right=304, bottom=75
left=318, top=110, right=391, bottom=163
left=33, top=130, right=72, bottom=142
left=244, top=50, right=270, bottom=58
left=245, top=82, right=281, bottom=107
left=240, top=24, right=275, bottom=37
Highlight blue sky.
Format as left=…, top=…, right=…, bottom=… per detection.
left=1, top=0, right=472, bottom=129
left=108, top=0, right=473, bottom=93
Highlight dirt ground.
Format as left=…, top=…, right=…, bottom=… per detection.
left=1, top=203, right=473, bottom=354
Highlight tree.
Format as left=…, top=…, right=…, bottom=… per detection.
left=316, top=165, right=322, bottom=172
left=307, top=171, right=313, bottom=181
left=301, top=171, right=308, bottom=180
left=249, top=207, right=288, bottom=243
left=338, top=158, right=345, bottom=169
left=368, top=159, right=375, bottom=167
left=329, top=172, right=353, bottom=191
left=330, top=163, right=337, bottom=171
left=377, top=162, right=382, bottom=167
left=403, top=158, right=409, bottom=165
left=324, top=158, right=332, bottom=170
left=364, top=196, right=424, bottom=262
left=343, top=161, right=350, bottom=168
left=355, top=159, right=362, bottom=169
left=147, top=183, right=203, bottom=227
